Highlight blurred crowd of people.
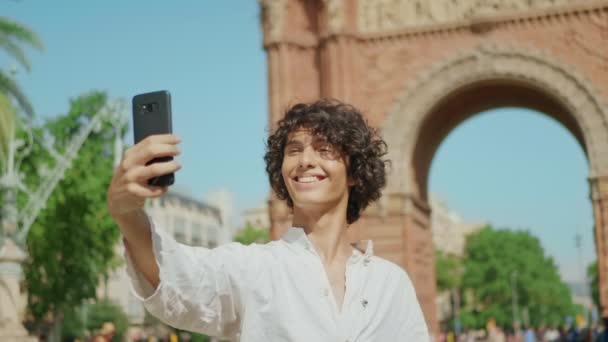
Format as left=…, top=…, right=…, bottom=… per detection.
left=438, top=319, right=608, bottom=341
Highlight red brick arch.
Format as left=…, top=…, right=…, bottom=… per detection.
left=260, top=0, right=608, bottom=335
left=383, top=44, right=608, bottom=200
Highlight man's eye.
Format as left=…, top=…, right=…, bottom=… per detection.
left=319, top=147, right=339, bottom=159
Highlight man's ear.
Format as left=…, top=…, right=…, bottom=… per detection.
left=345, top=155, right=357, bottom=188
left=347, top=177, right=358, bottom=187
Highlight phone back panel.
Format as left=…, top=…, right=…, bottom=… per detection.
left=132, top=90, right=175, bottom=186
left=132, top=90, right=172, bottom=143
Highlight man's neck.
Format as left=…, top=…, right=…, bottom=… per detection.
left=292, top=206, right=353, bottom=264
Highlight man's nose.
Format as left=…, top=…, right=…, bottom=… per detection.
left=298, top=147, right=317, bottom=169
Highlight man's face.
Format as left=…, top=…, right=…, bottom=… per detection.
left=281, top=128, right=352, bottom=211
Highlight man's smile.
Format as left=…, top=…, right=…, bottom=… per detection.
left=294, top=175, right=327, bottom=183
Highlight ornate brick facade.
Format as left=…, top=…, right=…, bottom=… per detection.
left=259, top=0, right=608, bottom=334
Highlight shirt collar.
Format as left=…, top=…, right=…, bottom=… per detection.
left=281, top=227, right=311, bottom=247
left=280, top=227, right=374, bottom=263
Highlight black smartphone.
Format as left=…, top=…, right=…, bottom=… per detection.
left=132, top=90, right=175, bottom=187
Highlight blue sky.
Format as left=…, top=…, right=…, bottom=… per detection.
left=4, top=1, right=594, bottom=282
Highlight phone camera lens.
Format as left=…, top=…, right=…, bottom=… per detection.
left=139, top=103, right=159, bottom=114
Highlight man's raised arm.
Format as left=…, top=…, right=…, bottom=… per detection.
left=106, top=133, right=181, bottom=288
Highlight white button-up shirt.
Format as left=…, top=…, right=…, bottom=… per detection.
left=124, top=221, right=430, bottom=341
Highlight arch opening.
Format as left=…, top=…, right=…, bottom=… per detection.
left=412, top=81, right=589, bottom=201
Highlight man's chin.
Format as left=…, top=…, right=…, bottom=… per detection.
left=292, top=198, right=330, bottom=211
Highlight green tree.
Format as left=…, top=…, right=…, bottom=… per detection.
left=61, top=306, right=86, bottom=341
left=234, top=223, right=269, bottom=245
left=190, top=332, right=211, bottom=342
left=0, top=16, right=44, bottom=117
left=435, top=249, right=464, bottom=327
left=587, top=260, right=599, bottom=308
left=436, top=249, right=463, bottom=292
left=19, top=91, right=126, bottom=335
left=85, top=299, right=129, bottom=341
left=460, top=225, right=576, bottom=329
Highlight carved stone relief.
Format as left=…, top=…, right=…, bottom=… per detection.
left=564, top=13, right=608, bottom=70
left=324, top=0, right=345, bottom=33
left=359, top=45, right=412, bottom=107
left=357, top=0, right=577, bottom=33
left=259, top=0, right=288, bottom=42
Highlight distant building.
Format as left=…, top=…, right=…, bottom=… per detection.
left=206, top=188, right=237, bottom=237
left=241, top=200, right=270, bottom=231
left=430, top=195, right=485, bottom=257
left=147, top=190, right=232, bottom=248
left=98, top=189, right=233, bottom=328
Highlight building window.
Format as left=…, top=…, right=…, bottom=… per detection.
left=174, top=216, right=187, bottom=244
left=191, top=222, right=203, bottom=246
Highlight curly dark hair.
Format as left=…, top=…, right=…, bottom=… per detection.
left=264, top=99, right=389, bottom=224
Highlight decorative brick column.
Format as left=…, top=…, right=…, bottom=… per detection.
left=590, top=175, right=608, bottom=318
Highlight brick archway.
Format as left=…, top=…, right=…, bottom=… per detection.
left=381, top=43, right=608, bottom=332
left=260, top=0, right=608, bottom=335
left=383, top=43, right=608, bottom=198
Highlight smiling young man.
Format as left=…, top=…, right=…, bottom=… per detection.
left=107, top=99, right=430, bottom=341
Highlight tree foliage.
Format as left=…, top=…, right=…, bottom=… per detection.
left=19, top=91, right=126, bottom=329
left=85, top=299, right=129, bottom=341
left=233, top=223, right=269, bottom=245
left=61, top=305, right=86, bottom=341
left=436, top=249, right=463, bottom=292
left=0, top=16, right=44, bottom=116
left=587, top=260, right=599, bottom=309
left=460, top=225, right=576, bottom=329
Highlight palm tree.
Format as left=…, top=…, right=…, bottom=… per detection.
left=0, top=16, right=43, bottom=164
left=0, top=92, right=16, bottom=165
left=0, top=16, right=44, bottom=116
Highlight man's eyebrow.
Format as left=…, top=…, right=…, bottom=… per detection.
left=285, top=140, right=302, bottom=148
left=313, top=137, right=331, bottom=144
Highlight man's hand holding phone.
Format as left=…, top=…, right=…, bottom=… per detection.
left=107, top=134, right=181, bottom=220
left=106, top=90, right=178, bottom=288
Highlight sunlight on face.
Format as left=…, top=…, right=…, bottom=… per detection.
left=281, top=129, right=350, bottom=211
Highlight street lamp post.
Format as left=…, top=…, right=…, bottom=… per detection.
left=0, top=100, right=126, bottom=341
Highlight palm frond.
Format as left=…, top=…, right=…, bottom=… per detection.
left=0, top=70, right=34, bottom=116
left=0, top=16, right=43, bottom=51
left=0, top=33, right=31, bottom=71
left=0, top=92, right=16, bottom=166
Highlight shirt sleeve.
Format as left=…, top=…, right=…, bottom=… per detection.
left=395, top=270, right=431, bottom=341
left=123, top=219, right=255, bottom=339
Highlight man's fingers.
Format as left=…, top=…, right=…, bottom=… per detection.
left=124, top=161, right=182, bottom=183
left=141, top=134, right=181, bottom=145
left=126, top=182, right=169, bottom=198
left=123, top=134, right=180, bottom=161
left=122, top=143, right=180, bottom=171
